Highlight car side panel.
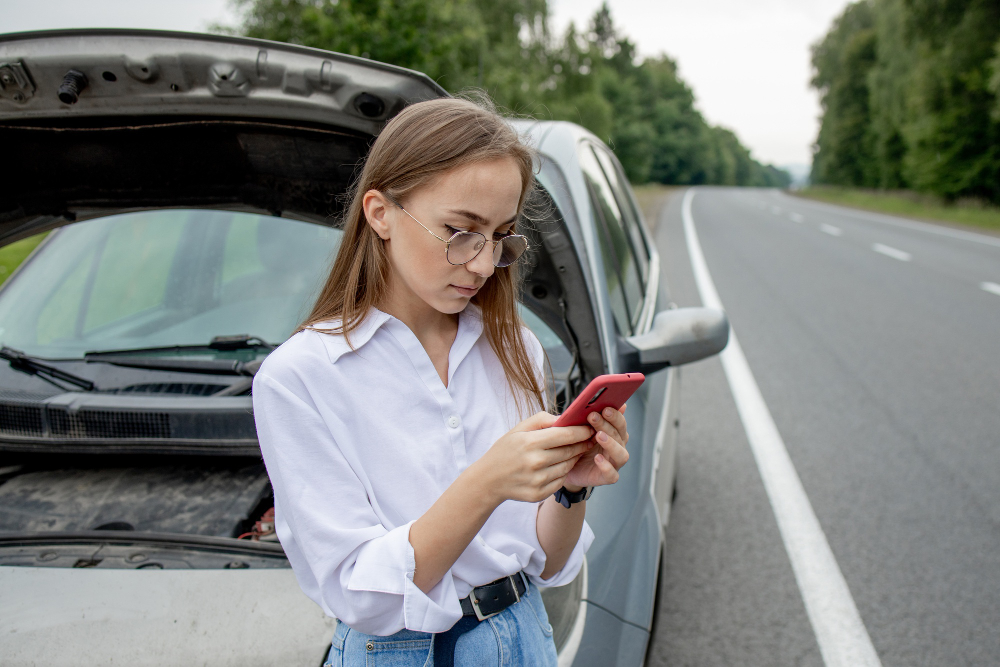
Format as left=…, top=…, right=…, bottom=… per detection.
left=570, top=602, right=649, bottom=667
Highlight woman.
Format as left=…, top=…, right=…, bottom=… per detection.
left=252, top=97, right=631, bottom=666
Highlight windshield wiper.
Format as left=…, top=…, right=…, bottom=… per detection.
left=84, top=335, right=272, bottom=376
left=85, top=335, right=274, bottom=358
left=0, top=346, right=95, bottom=391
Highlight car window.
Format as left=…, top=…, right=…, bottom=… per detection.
left=0, top=210, right=341, bottom=358
left=593, top=147, right=650, bottom=282
left=578, top=144, right=643, bottom=335
left=518, top=303, right=574, bottom=410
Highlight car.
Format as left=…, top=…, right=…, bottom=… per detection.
left=0, top=28, right=728, bottom=666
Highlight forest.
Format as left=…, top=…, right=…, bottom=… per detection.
left=218, top=0, right=791, bottom=188
left=810, top=0, right=1000, bottom=204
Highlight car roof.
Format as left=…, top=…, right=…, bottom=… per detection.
left=0, top=29, right=448, bottom=135
left=511, top=118, right=598, bottom=155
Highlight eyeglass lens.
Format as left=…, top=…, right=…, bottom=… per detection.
left=448, top=232, right=528, bottom=267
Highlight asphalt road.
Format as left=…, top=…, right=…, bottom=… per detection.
left=645, top=188, right=1000, bottom=666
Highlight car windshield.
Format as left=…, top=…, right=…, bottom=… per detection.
left=0, top=209, right=342, bottom=359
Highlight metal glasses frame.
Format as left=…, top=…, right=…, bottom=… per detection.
left=383, top=193, right=529, bottom=267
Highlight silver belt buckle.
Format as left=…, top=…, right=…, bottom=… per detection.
left=470, top=595, right=499, bottom=621
left=470, top=574, right=521, bottom=621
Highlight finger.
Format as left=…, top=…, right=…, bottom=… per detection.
left=586, top=410, right=625, bottom=446
left=547, top=454, right=585, bottom=483
left=593, top=452, right=620, bottom=484
left=514, top=411, right=559, bottom=432
left=537, top=424, right=594, bottom=448
left=602, top=407, right=629, bottom=443
left=594, top=432, right=629, bottom=470
left=543, top=440, right=593, bottom=466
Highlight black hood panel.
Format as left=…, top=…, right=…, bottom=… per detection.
left=2, top=119, right=368, bottom=243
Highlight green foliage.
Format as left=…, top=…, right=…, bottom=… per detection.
left=811, top=0, right=1000, bottom=203
left=217, top=0, right=790, bottom=188
left=796, top=185, right=1000, bottom=232
left=0, top=233, right=48, bottom=287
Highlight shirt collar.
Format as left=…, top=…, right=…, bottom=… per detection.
left=313, top=304, right=484, bottom=365
left=312, top=309, right=392, bottom=364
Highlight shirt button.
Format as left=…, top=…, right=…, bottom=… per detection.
left=447, top=416, right=461, bottom=429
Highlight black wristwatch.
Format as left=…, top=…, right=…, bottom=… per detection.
left=554, top=486, right=593, bottom=508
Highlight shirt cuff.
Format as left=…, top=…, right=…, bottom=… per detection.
left=529, top=519, right=595, bottom=588
left=347, top=521, right=464, bottom=633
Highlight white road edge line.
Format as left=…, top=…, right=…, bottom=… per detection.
left=981, top=282, right=1000, bottom=297
left=821, top=224, right=843, bottom=237
left=682, top=189, right=882, bottom=667
left=872, top=244, right=912, bottom=262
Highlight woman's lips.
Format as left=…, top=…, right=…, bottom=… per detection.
left=451, top=284, right=481, bottom=297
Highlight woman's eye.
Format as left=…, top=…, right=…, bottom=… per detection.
left=445, top=225, right=464, bottom=235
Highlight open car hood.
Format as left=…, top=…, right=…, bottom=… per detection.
left=0, top=29, right=448, bottom=242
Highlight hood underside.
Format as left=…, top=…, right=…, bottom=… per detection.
left=1, top=118, right=369, bottom=243
left=0, top=29, right=449, bottom=242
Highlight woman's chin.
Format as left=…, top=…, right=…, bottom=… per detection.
left=429, top=292, right=473, bottom=315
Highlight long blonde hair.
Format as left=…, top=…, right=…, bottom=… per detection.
left=299, top=97, right=543, bottom=412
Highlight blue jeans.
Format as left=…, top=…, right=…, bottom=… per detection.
left=323, top=582, right=558, bottom=666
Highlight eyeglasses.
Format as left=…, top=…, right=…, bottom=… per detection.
left=385, top=195, right=529, bottom=268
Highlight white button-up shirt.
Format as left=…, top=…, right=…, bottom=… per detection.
left=252, top=304, right=593, bottom=635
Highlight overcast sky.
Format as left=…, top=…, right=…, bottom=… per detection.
left=5, top=0, right=851, bottom=168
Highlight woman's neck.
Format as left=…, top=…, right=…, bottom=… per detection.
left=382, top=298, right=459, bottom=341
left=379, top=282, right=460, bottom=387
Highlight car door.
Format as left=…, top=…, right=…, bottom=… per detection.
left=578, top=139, right=678, bottom=532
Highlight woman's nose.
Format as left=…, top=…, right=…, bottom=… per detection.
left=466, top=243, right=496, bottom=278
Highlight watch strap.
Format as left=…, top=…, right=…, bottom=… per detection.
left=554, top=485, right=593, bottom=508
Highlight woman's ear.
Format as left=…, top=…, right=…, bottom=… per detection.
left=363, top=190, right=393, bottom=240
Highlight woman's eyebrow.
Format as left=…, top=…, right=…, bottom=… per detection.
left=447, top=209, right=518, bottom=227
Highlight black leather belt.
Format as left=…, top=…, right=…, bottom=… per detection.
left=459, top=571, right=528, bottom=621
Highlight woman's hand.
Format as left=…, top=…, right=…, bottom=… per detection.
left=474, top=412, right=594, bottom=505
left=562, top=404, right=630, bottom=490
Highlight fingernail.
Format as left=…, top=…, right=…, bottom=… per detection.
left=597, top=432, right=607, bottom=443
left=595, top=454, right=604, bottom=463
left=604, top=408, right=614, bottom=417
left=589, top=413, right=599, bottom=422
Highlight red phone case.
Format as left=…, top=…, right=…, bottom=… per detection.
left=552, top=373, right=645, bottom=427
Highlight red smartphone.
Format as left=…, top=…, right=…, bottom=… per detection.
left=552, top=373, right=645, bottom=427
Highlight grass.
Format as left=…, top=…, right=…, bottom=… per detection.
left=792, top=186, right=1000, bottom=234
left=631, top=184, right=684, bottom=232
left=0, top=232, right=49, bottom=287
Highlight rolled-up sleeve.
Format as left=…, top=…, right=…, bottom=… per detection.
left=528, top=518, right=594, bottom=588
left=252, top=372, right=464, bottom=635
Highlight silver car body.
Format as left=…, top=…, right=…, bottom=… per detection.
left=0, top=29, right=714, bottom=666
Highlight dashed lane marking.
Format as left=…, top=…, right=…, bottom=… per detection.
left=872, top=244, right=912, bottom=262
left=790, top=213, right=805, bottom=223
left=821, top=224, right=843, bottom=237
left=981, top=282, right=1000, bottom=297
left=683, top=189, right=882, bottom=667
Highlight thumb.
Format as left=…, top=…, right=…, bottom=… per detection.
left=513, top=411, right=559, bottom=432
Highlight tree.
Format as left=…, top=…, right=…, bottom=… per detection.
left=219, top=0, right=789, bottom=187
left=811, top=0, right=878, bottom=187
left=811, top=0, right=1000, bottom=202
